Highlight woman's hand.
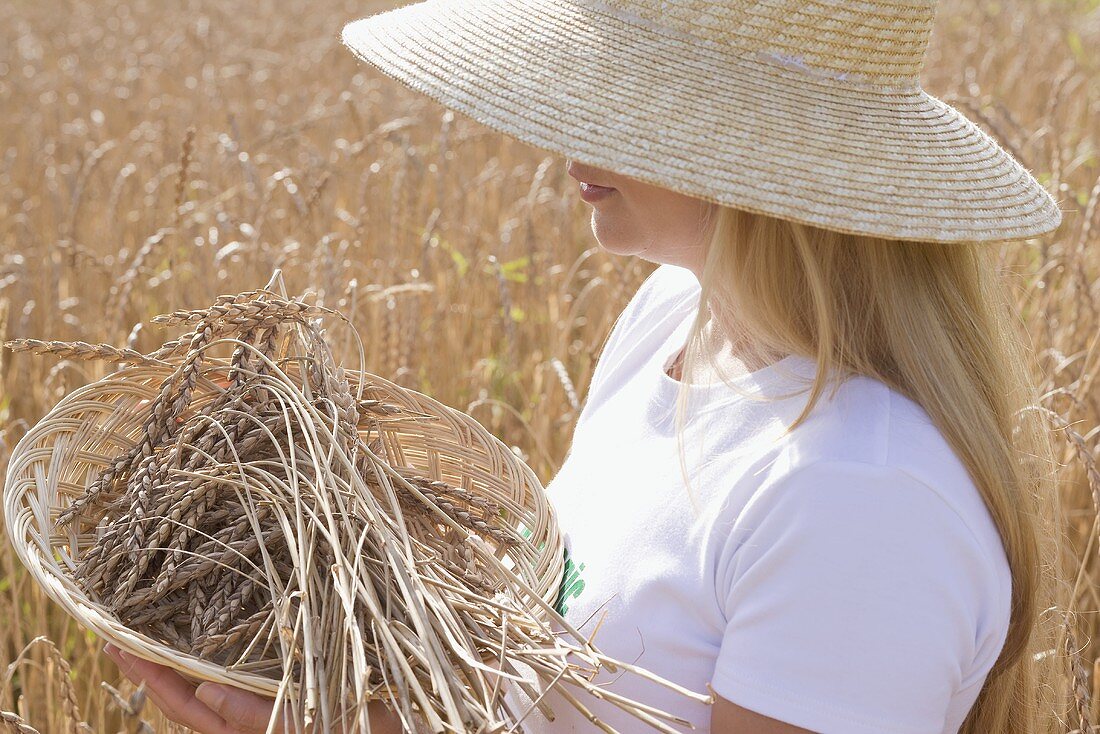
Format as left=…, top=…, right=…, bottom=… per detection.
left=104, top=643, right=287, bottom=733
left=104, top=644, right=409, bottom=733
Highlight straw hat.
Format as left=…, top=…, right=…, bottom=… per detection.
left=341, top=0, right=1063, bottom=244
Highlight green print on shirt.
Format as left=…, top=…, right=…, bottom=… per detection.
left=518, top=523, right=585, bottom=615
left=555, top=547, right=586, bottom=616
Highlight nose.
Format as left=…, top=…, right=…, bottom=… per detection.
left=566, top=160, right=613, bottom=188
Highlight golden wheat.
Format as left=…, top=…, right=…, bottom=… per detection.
left=0, top=0, right=1097, bottom=731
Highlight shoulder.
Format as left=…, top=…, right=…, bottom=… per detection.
left=772, top=375, right=1005, bottom=571
left=616, top=263, right=699, bottom=327
left=585, top=263, right=698, bottom=389
left=742, top=377, right=1013, bottom=675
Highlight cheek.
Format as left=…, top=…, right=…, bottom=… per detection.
left=583, top=184, right=709, bottom=260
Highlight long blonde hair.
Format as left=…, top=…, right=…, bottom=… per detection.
left=671, top=204, right=1071, bottom=733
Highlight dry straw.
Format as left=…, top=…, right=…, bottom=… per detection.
left=341, top=0, right=1064, bottom=244
left=3, top=273, right=710, bottom=732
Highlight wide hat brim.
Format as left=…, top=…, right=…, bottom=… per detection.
left=342, top=0, right=1064, bottom=244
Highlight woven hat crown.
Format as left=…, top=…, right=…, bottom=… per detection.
left=595, top=0, right=937, bottom=87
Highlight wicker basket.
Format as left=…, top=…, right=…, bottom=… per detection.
left=3, top=359, right=563, bottom=697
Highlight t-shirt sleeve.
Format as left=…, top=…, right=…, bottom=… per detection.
left=711, top=459, right=1003, bottom=734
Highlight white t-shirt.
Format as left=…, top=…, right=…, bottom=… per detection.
left=502, top=263, right=1012, bottom=734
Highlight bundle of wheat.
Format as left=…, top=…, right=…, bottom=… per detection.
left=3, top=277, right=709, bottom=733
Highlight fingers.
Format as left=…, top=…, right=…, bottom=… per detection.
left=196, top=683, right=284, bottom=734
left=103, top=644, right=236, bottom=734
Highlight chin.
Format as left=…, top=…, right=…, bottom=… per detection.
left=595, top=239, right=641, bottom=256
left=591, top=217, right=641, bottom=256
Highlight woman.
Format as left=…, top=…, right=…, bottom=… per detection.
left=108, top=0, right=1067, bottom=732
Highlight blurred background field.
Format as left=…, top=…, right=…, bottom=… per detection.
left=0, top=0, right=1098, bottom=731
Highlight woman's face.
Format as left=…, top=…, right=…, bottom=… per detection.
left=566, top=159, right=715, bottom=275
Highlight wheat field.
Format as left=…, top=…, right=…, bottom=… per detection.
left=0, top=0, right=1097, bottom=731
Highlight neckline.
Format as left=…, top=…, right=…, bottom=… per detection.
left=649, top=298, right=818, bottom=414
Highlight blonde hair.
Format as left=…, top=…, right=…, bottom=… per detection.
left=670, top=204, right=1071, bottom=732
